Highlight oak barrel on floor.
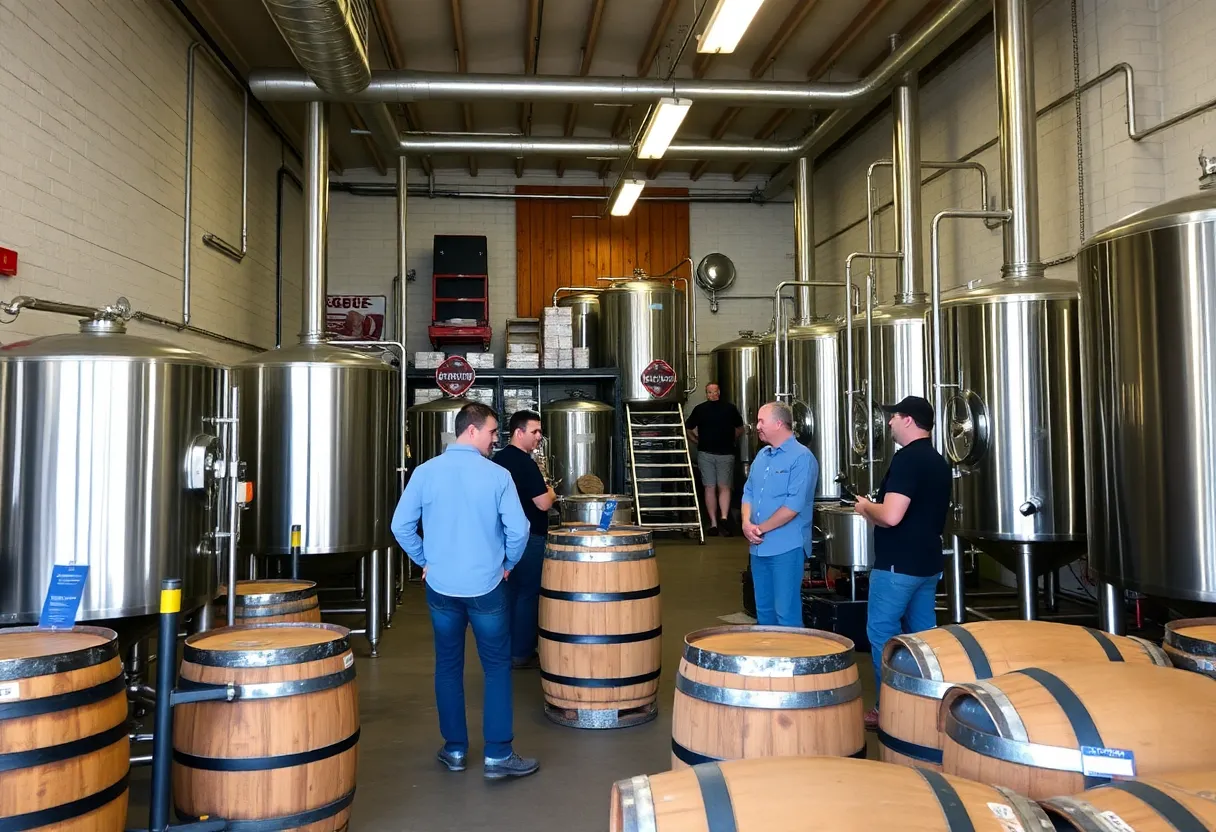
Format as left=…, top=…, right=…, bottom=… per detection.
left=1164, top=617, right=1216, bottom=677
left=219, top=579, right=322, bottom=625
left=940, top=662, right=1216, bottom=799
left=879, top=620, right=1169, bottom=771
left=539, top=526, right=661, bottom=720
left=1043, top=769, right=1216, bottom=831
left=173, top=623, right=359, bottom=830
left=610, top=756, right=1052, bottom=831
left=0, top=626, right=129, bottom=832
left=670, top=626, right=864, bottom=768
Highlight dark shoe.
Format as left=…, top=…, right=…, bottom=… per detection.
left=719, top=525, right=733, bottom=538
left=864, top=707, right=880, bottom=731
left=707, top=526, right=719, bottom=537
left=512, top=654, right=540, bottom=670
left=484, top=752, right=539, bottom=780
left=437, top=747, right=467, bottom=772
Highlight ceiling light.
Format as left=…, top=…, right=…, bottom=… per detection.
left=697, top=0, right=766, bottom=54
left=637, top=98, right=693, bottom=160
left=609, top=179, right=646, bottom=217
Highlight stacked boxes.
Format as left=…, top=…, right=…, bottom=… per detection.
left=506, top=342, right=540, bottom=370
left=412, top=388, right=444, bottom=405
left=465, top=352, right=497, bottom=370
left=542, top=306, right=574, bottom=369
left=413, top=351, right=446, bottom=370
left=466, top=388, right=495, bottom=406
left=503, top=387, right=538, bottom=415
left=573, top=347, right=590, bottom=369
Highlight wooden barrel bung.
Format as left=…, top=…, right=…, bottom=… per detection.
left=940, top=662, right=1216, bottom=800
left=219, top=579, right=322, bottom=625
left=671, top=625, right=865, bottom=768
left=1043, top=769, right=1216, bottom=831
left=879, top=621, right=1169, bottom=771
left=173, top=623, right=359, bottom=830
left=539, top=525, right=661, bottom=729
left=1164, top=617, right=1216, bottom=677
left=610, top=756, right=1052, bottom=832
left=0, top=626, right=129, bottom=832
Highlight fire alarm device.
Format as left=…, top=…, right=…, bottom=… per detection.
left=0, top=247, right=16, bottom=277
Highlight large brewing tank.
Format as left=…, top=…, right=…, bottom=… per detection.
left=599, top=279, right=688, bottom=403
left=938, top=280, right=1085, bottom=572
left=711, top=332, right=764, bottom=470
left=544, top=396, right=614, bottom=496
left=235, top=343, right=394, bottom=557
left=408, top=397, right=470, bottom=467
left=759, top=321, right=842, bottom=500
left=840, top=302, right=928, bottom=495
left=1079, top=185, right=1216, bottom=602
left=556, top=291, right=601, bottom=367
left=0, top=319, right=224, bottom=631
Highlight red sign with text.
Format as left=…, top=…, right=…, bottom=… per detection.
left=435, top=356, right=476, bottom=397
left=641, top=359, right=677, bottom=398
left=326, top=294, right=385, bottom=340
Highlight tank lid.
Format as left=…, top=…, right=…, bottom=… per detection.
left=408, top=396, right=470, bottom=413
left=235, top=341, right=394, bottom=370
left=940, top=277, right=1079, bottom=307
left=848, top=301, right=928, bottom=326
left=786, top=320, right=841, bottom=339
left=545, top=396, right=614, bottom=412
left=601, top=279, right=682, bottom=294
left=711, top=332, right=765, bottom=351
left=556, top=292, right=601, bottom=306
left=1084, top=190, right=1216, bottom=246
left=0, top=327, right=221, bottom=365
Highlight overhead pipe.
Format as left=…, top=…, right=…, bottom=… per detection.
left=301, top=102, right=329, bottom=344
left=261, top=0, right=371, bottom=96
left=891, top=63, right=924, bottom=300
left=792, top=157, right=815, bottom=325
left=772, top=280, right=851, bottom=403
left=396, top=157, right=408, bottom=346
left=865, top=159, right=992, bottom=258
left=995, top=0, right=1043, bottom=279
left=331, top=181, right=770, bottom=202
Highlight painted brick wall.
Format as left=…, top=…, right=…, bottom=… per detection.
left=0, top=0, right=295, bottom=365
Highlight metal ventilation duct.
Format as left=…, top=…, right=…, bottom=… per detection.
left=262, top=0, right=371, bottom=96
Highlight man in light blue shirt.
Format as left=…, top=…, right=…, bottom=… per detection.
left=741, top=401, right=818, bottom=627
left=392, top=401, right=537, bottom=780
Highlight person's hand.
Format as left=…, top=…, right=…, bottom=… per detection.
left=742, top=521, right=764, bottom=545
left=504, top=569, right=511, bottom=581
left=421, top=566, right=428, bottom=580
left=853, top=497, right=870, bottom=517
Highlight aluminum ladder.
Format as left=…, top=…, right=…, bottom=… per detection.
left=625, top=403, right=705, bottom=542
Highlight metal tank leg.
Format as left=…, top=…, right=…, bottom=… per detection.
left=366, top=549, right=382, bottom=657
left=947, top=536, right=966, bottom=624
left=192, top=599, right=215, bottom=634
left=1044, top=569, right=1058, bottom=612
left=357, top=555, right=367, bottom=600
left=384, top=545, right=396, bottom=629
left=247, top=553, right=259, bottom=580
left=1015, top=544, right=1037, bottom=620
left=1099, top=581, right=1126, bottom=635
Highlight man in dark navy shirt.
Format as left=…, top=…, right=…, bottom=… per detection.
left=493, top=410, right=556, bottom=669
left=853, top=396, right=952, bottom=729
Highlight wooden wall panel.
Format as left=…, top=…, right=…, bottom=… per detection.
left=514, top=186, right=692, bottom=319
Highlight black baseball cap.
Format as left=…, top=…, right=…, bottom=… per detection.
left=879, top=396, right=935, bottom=431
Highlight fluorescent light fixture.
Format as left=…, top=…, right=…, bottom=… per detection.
left=637, top=97, right=693, bottom=160
left=609, top=179, right=646, bottom=217
left=697, top=0, right=766, bottom=54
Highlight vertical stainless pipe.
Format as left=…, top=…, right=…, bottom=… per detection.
left=182, top=43, right=199, bottom=327
left=367, top=549, right=383, bottom=657
left=948, top=536, right=966, bottom=623
left=793, top=157, right=814, bottom=324
left=995, top=0, right=1043, bottom=279
left=1098, top=581, right=1125, bottom=634
left=396, top=156, right=409, bottom=345
left=301, top=102, right=329, bottom=343
left=1015, top=544, right=1037, bottom=620
left=892, top=69, right=924, bottom=300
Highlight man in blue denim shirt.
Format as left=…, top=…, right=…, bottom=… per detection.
left=392, top=402, right=538, bottom=780
left=741, top=402, right=818, bottom=626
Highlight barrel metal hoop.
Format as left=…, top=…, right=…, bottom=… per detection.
left=943, top=711, right=1084, bottom=772
left=1102, top=781, right=1209, bottom=832
left=177, top=788, right=356, bottom=832
left=172, top=728, right=360, bottom=772
left=1165, top=626, right=1216, bottom=659
left=0, top=674, right=125, bottom=721
left=916, top=768, right=978, bottom=832
left=222, top=599, right=319, bottom=619
left=0, top=771, right=128, bottom=832
left=894, top=634, right=945, bottom=681
left=671, top=738, right=721, bottom=766
left=1082, top=628, right=1125, bottom=662
left=0, top=626, right=120, bottom=682
left=961, top=680, right=1030, bottom=743
left=1040, top=796, right=1120, bottom=832
left=880, top=665, right=953, bottom=699
left=617, top=775, right=658, bottom=832
left=547, top=527, right=654, bottom=548
left=692, top=762, right=738, bottom=832
left=993, top=786, right=1056, bottom=832
left=0, top=721, right=128, bottom=773
left=544, top=546, right=655, bottom=563
left=876, top=727, right=944, bottom=765
left=176, top=665, right=356, bottom=701
left=541, top=669, right=661, bottom=688
left=539, top=627, right=662, bottom=645
left=223, top=584, right=318, bottom=606
left=1164, top=651, right=1216, bottom=675
left=682, top=625, right=856, bottom=677
left=540, top=586, right=661, bottom=602
left=1130, top=636, right=1171, bottom=667
left=183, top=623, right=351, bottom=667
left=940, top=625, right=994, bottom=680
left=1013, top=668, right=1106, bottom=788
left=675, top=673, right=861, bottom=710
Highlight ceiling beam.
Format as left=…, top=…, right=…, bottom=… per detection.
left=557, top=0, right=607, bottom=178
left=449, top=0, right=477, bottom=176
left=370, top=0, right=432, bottom=175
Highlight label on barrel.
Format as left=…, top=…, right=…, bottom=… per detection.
left=640, top=358, right=677, bottom=398
left=38, top=564, right=89, bottom=629
left=343, top=653, right=354, bottom=669
left=1099, top=812, right=1135, bottom=832
left=0, top=682, right=19, bottom=702
left=598, top=499, right=618, bottom=531
left=986, top=803, right=1023, bottom=832
left=1080, top=746, right=1136, bottom=778
left=435, top=356, right=476, bottom=397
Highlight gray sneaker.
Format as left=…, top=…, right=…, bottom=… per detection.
left=437, top=747, right=467, bottom=772
left=483, top=752, right=539, bottom=780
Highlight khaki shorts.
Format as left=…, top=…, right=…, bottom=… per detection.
left=698, top=452, right=735, bottom=487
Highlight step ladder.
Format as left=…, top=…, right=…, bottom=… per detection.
left=626, top=403, right=705, bottom=542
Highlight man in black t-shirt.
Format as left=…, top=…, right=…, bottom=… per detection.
left=685, top=382, right=745, bottom=535
left=853, top=396, right=952, bottom=729
left=493, top=410, right=556, bottom=669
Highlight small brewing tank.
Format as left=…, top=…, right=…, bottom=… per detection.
left=558, top=495, right=635, bottom=526
left=0, top=318, right=225, bottom=633
left=1079, top=181, right=1216, bottom=602
left=544, top=396, right=614, bottom=496
left=599, top=279, right=688, bottom=403
left=556, top=291, right=601, bottom=367
left=711, top=331, right=764, bottom=469
left=407, top=397, right=471, bottom=467
left=816, top=503, right=875, bottom=571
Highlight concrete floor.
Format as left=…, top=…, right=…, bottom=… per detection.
left=129, top=537, right=881, bottom=831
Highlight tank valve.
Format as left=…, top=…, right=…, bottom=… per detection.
left=1200, top=152, right=1216, bottom=190
left=1018, top=500, right=1040, bottom=517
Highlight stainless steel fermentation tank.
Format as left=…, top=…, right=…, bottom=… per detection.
left=1079, top=175, right=1216, bottom=603
left=556, top=291, right=601, bottom=367
left=711, top=332, right=764, bottom=471
left=407, top=397, right=470, bottom=466
left=599, top=279, right=692, bottom=404
left=544, top=396, right=614, bottom=496
left=0, top=318, right=225, bottom=637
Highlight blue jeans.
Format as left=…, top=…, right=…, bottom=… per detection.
left=508, top=535, right=546, bottom=661
left=426, top=581, right=514, bottom=759
left=867, top=568, right=941, bottom=703
left=750, top=548, right=804, bottom=627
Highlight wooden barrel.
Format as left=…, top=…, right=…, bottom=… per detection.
left=879, top=620, right=1169, bottom=771
left=173, top=623, right=359, bottom=830
left=610, top=756, right=1052, bottom=832
left=539, top=525, right=661, bottom=729
left=1043, top=769, right=1216, bottom=831
left=0, top=626, right=129, bottom=832
left=671, top=625, right=864, bottom=768
left=940, top=662, right=1216, bottom=800
left=219, top=580, right=322, bottom=625
left=1164, top=617, right=1216, bottom=677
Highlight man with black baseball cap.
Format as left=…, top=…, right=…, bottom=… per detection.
left=853, top=395, right=952, bottom=730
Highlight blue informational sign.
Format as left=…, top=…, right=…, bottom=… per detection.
left=38, top=564, right=89, bottom=629
left=598, top=499, right=618, bottom=532
left=1080, top=745, right=1136, bottom=778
